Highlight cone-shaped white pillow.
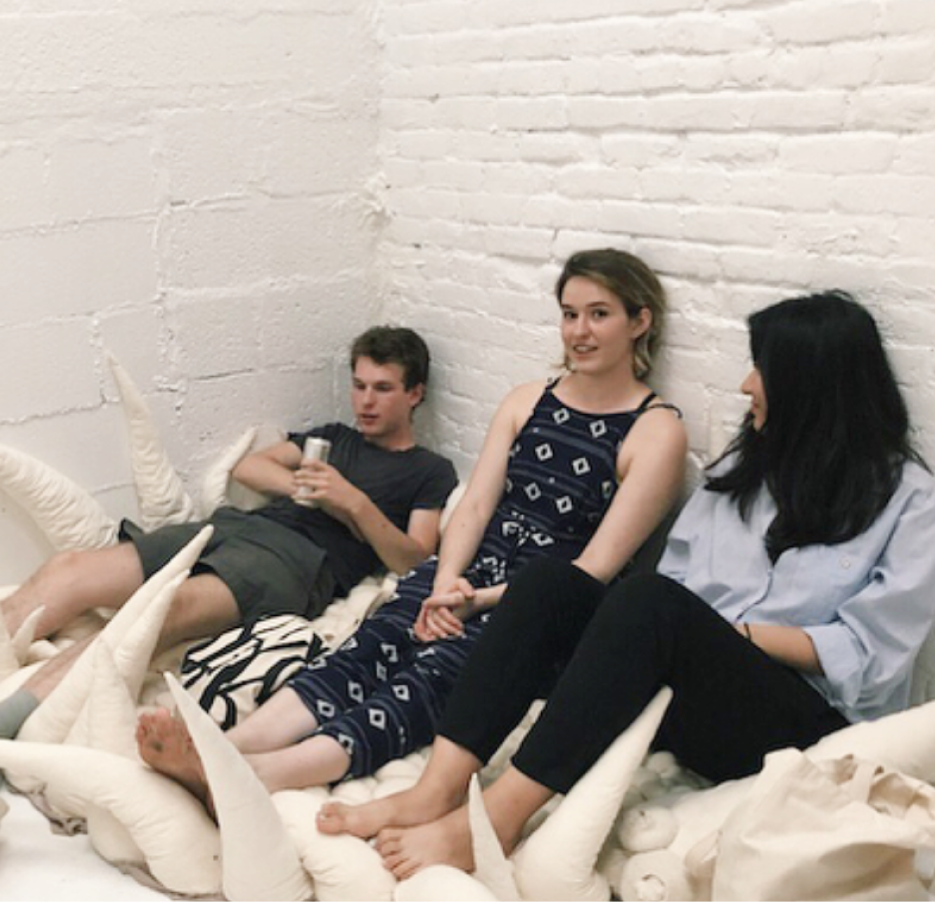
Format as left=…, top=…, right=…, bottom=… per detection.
left=39, top=635, right=149, bottom=824
left=0, top=443, right=117, bottom=552
left=273, top=788, right=397, bottom=902
left=11, top=606, right=44, bottom=666
left=83, top=642, right=146, bottom=866
left=0, top=604, right=20, bottom=679
left=106, top=352, right=195, bottom=529
left=65, top=569, right=186, bottom=751
left=165, top=672, right=314, bottom=902
left=512, top=687, right=674, bottom=901
left=199, top=425, right=266, bottom=516
left=18, top=525, right=212, bottom=746
left=464, top=774, right=520, bottom=900
left=395, top=866, right=501, bottom=901
left=0, top=740, right=221, bottom=896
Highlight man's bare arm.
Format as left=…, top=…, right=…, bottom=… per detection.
left=231, top=440, right=304, bottom=497
left=299, top=461, right=444, bottom=574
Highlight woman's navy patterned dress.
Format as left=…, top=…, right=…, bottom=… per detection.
left=287, top=382, right=661, bottom=778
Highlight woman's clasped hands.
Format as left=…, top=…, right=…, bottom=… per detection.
left=415, top=577, right=480, bottom=642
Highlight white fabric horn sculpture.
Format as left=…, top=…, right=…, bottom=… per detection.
left=0, top=740, right=221, bottom=896
left=83, top=640, right=148, bottom=866
left=10, top=567, right=191, bottom=819
left=511, top=687, right=674, bottom=901
left=18, top=525, right=213, bottom=746
left=395, top=866, right=501, bottom=902
left=0, top=443, right=117, bottom=552
left=165, top=672, right=314, bottom=902
left=11, top=606, right=44, bottom=666
left=106, top=352, right=195, bottom=529
left=467, top=774, right=521, bottom=900
left=0, top=607, right=20, bottom=680
left=65, top=568, right=187, bottom=751
left=199, top=425, right=266, bottom=516
left=274, top=788, right=397, bottom=902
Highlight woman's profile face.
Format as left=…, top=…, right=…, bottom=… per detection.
left=741, top=367, right=767, bottom=430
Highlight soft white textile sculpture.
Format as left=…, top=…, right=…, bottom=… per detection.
left=17, top=526, right=213, bottom=747
left=106, top=352, right=195, bottom=529
left=0, top=443, right=117, bottom=553
left=165, top=671, right=314, bottom=902
left=3, top=353, right=935, bottom=901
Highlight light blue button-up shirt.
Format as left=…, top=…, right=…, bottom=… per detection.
left=657, top=459, right=935, bottom=723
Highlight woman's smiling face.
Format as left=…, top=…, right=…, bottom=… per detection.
left=559, top=276, right=649, bottom=377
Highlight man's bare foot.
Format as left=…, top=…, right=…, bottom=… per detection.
left=316, top=781, right=465, bottom=839
left=137, top=709, right=214, bottom=817
left=375, top=807, right=473, bottom=881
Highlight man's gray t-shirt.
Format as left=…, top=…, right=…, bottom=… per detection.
left=258, top=422, right=458, bottom=593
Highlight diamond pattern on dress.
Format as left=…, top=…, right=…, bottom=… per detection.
left=536, top=443, right=554, bottom=461
left=557, top=496, right=573, bottom=514
left=393, top=685, right=411, bottom=702
left=317, top=700, right=336, bottom=718
left=526, top=483, right=542, bottom=500
left=380, top=642, right=399, bottom=663
left=573, top=457, right=591, bottom=475
left=348, top=681, right=364, bottom=703
left=590, top=419, right=607, bottom=437
left=368, top=709, right=387, bottom=730
left=553, top=407, right=570, bottom=424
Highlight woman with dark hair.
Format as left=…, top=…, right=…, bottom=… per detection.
left=320, top=290, right=935, bottom=879
left=137, top=248, right=687, bottom=800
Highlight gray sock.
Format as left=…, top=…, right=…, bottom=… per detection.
left=0, top=688, right=40, bottom=739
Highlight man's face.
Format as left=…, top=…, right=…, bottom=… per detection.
left=350, top=356, right=424, bottom=447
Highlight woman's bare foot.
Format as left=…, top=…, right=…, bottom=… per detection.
left=317, top=780, right=467, bottom=839
left=137, top=709, right=214, bottom=817
left=375, top=807, right=473, bottom=881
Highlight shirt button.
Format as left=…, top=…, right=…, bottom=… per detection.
left=840, top=556, right=851, bottom=569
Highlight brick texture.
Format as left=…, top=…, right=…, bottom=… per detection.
left=1, top=1, right=934, bottom=582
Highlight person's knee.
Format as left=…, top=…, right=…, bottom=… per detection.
left=43, top=548, right=86, bottom=582
left=508, top=558, right=604, bottom=612
left=599, top=573, right=688, bottom=630
left=160, top=575, right=239, bottom=647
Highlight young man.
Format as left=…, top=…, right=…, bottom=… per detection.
left=0, top=326, right=458, bottom=738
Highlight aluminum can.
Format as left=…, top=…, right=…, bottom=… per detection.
left=295, top=437, right=331, bottom=507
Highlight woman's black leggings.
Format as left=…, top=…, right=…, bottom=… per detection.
left=438, top=558, right=848, bottom=794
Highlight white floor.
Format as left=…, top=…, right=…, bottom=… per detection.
left=0, top=788, right=169, bottom=901
left=3, top=776, right=934, bottom=901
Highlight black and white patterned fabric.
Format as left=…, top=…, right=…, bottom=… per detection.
left=180, top=614, right=324, bottom=729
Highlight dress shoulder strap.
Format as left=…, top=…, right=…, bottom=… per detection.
left=634, top=391, right=683, bottom=419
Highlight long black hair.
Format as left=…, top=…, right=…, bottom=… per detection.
left=706, top=290, right=925, bottom=561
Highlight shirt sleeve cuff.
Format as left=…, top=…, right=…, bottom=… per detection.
left=803, top=623, right=864, bottom=710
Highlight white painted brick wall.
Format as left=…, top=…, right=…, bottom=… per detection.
left=377, top=0, right=935, bottom=483
left=2, top=0, right=934, bottom=585
left=0, top=3, right=380, bottom=582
